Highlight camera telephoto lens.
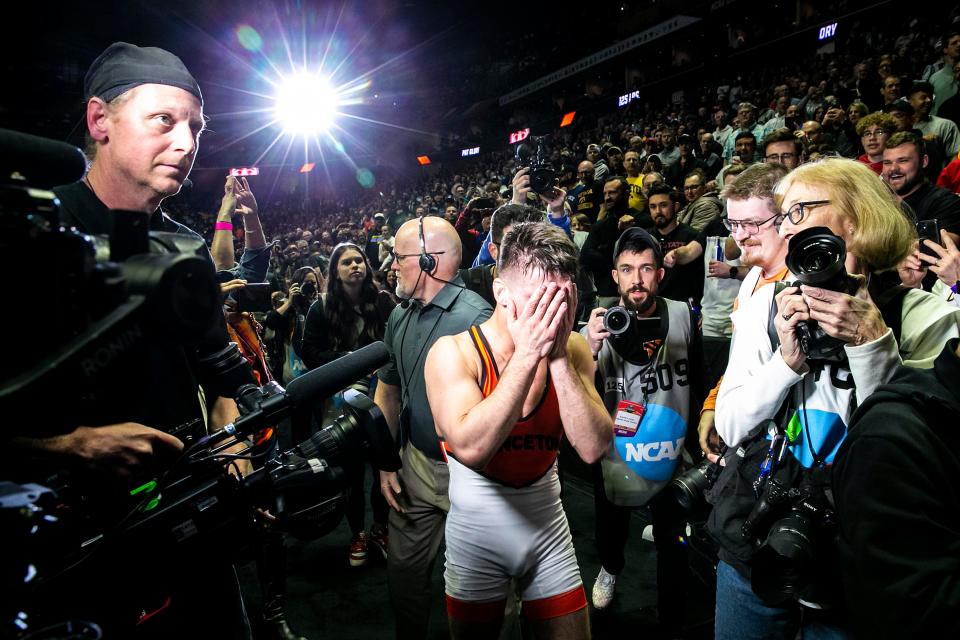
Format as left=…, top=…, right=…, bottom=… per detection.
left=750, top=510, right=818, bottom=605
left=670, top=458, right=722, bottom=512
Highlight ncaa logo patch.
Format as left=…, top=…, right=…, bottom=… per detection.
left=613, top=403, right=686, bottom=481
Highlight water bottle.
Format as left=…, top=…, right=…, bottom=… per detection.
left=715, top=238, right=725, bottom=262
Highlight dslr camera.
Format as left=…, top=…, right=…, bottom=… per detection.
left=784, top=226, right=858, bottom=361
left=669, top=454, right=724, bottom=512
left=514, top=135, right=556, bottom=195
left=602, top=305, right=664, bottom=365
left=740, top=476, right=839, bottom=607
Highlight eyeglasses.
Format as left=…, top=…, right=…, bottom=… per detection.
left=861, top=129, right=888, bottom=139
left=683, top=183, right=704, bottom=191
left=390, top=249, right=446, bottom=264
left=781, top=200, right=831, bottom=225
left=764, top=152, right=797, bottom=163
left=723, top=212, right=783, bottom=234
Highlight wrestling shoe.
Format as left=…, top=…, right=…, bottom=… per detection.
left=369, top=523, right=388, bottom=561
left=349, top=531, right=369, bottom=567
left=592, top=567, right=617, bottom=610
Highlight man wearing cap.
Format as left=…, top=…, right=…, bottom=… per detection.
left=606, top=145, right=625, bottom=177
left=582, top=227, right=705, bottom=636
left=883, top=98, right=915, bottom=132
left=910, top=80, right=960, bottom=174
left=14, top=42, right=258, bottom=638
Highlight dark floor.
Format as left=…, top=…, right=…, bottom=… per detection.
left=238, top=448, right=718, bottom=640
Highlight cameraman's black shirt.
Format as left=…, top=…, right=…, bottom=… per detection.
left=51, top=181, right=230, bottom=437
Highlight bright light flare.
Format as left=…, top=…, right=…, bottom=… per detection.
left=274, top=73, right=339, bottom=135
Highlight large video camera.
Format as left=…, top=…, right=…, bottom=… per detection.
left=0, top=128, right=246, bottom=437
left=0, top=128, right=400, bottom=635
left=784, top=226, right=858, bottom=362
left=6, top=354, right=399, bottom=635
left=515, top=135, right=556, bottom=195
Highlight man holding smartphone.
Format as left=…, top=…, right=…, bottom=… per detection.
left=884, top=131, right=960, bottom=294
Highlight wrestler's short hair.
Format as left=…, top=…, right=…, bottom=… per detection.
left=498, top=222, right=579, bottom=282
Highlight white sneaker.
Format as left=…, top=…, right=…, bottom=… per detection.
left=591, top=567, right=617, bottom=610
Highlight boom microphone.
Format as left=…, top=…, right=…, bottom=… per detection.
left=286, top=341, right=389, bottom=407
left=197, top=341, right=390, bottom=448
left=0, top=128, right=87, bottom=189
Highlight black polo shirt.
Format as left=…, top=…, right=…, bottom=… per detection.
left=378, top=277, right=491, bottom=459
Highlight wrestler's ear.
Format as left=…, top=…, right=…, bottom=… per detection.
left=492, top=278, right=510, bottom=309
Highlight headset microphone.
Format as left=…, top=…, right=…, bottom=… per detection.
left=417, top=216, right=437, bottom=274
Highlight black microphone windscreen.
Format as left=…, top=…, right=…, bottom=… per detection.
left=0, top=128, right=87, bottom=190
left=399, top=299, right=410, bottom=309
left=286, top=342, right=390, bottom=408
left=181, top=177, right=193, bottom=189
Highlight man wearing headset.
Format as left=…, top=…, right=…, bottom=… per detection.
left=376, top=215, right=492, bottom=639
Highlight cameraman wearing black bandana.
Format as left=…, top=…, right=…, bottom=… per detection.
left=10, top=42, right=256, bottom=638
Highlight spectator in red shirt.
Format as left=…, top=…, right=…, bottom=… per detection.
left=856, top=112, right=898, bottom=174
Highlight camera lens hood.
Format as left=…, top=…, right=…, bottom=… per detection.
left=785, top=226, right=847, bottom=288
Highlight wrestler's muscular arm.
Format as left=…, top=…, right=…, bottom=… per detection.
left=548, top=287, right=612, bottom=465
left=425, top=283, right=568, bottom=470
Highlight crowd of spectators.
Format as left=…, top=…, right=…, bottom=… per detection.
left=19, top=4, right=960, bottom=639
left=165, top=7, right=960, bottom=312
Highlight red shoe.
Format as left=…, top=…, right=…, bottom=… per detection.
left=349, top=532, right=369, bottom=567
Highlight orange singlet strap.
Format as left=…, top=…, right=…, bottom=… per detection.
left=469, top=325, right=500, bottom=397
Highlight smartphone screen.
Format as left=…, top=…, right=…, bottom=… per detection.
left=235, top=283, right=273, bottom=313
left=917, top=219, right=941, bottom=257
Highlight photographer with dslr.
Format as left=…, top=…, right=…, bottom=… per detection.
left=11, top=42, right=256, bottom=637
left=711, top=157, right=960, bottom=639
left=582, top=228, right=705, bottom=636
left=265, top=266, right=322, bottom=386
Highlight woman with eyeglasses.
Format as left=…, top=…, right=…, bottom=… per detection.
left=301, top=242, right=397, bottom=567
left=710, top=158, right=960, bottom=639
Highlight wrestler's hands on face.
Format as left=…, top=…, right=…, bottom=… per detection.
left=547, top=281, right=577, bottom=362
left=503, top=276, right=572, bottom=362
